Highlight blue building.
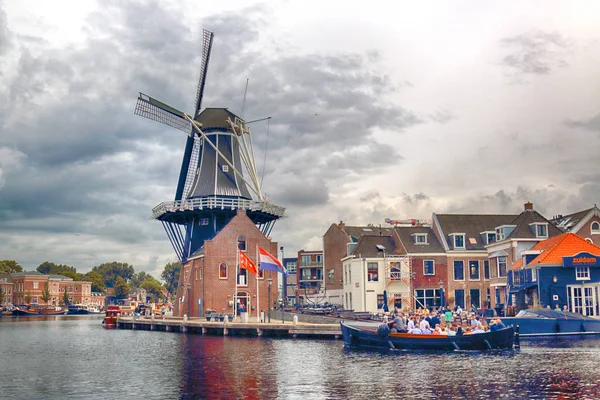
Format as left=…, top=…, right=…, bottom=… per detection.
left=507, top=233, right=600, bottom=316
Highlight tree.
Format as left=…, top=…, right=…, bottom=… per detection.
left=40, top=281, right=51, bottom=305
left=0, top=287, right=4, bottom=305
left=114, top=276, right=130, bottom=299
left=37, top=261, right=76, bottom=276
left=130, top=271, right=152, bottom=290
left=24, top=291, right=32, bottom=305
left=0, top=260, right=22, bottom=273
left=61, top=287, right=70, bottom=306
left=91, top=262, right=135, bottom=288
left=161, top=262, right=180, bottom=297
left=140, top=276, right=165, bottom=302
left=84, top=271, right=106, bottom=293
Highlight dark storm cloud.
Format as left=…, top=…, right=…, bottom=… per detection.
left=500, top=30, right=571, bottom=77
left=564, top=113, right=600, bottom=132
left=270, top=179, right=330, bottom=208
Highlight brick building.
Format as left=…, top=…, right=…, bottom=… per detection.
left=9, top=271, right=92, bottom=306
left=174, top=210, right=280, bottom=318
left=0, top=273, right=14, bottom=306
left=552, top=205, right=600, bottom=247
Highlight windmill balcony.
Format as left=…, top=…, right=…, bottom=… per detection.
left=151, top=197, right=285, bottom=219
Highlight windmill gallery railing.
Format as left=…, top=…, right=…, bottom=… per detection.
left=151, top=197, right=286, bottom=220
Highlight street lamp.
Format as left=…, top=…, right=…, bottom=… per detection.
left=267, top=277, right=273, bottom=323
left=438, top=280, right=445, bottom=308
left=280, top=246, right=285, bottom=324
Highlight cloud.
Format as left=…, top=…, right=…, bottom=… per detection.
left=500, top=30, right=571, bottom=80
left=0, top=4, right=8, bottom=55
left=564, top=113, right=600, bottom=132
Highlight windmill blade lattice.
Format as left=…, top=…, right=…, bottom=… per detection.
left=135, top=93, right=192, bottom=133
left=193, top=30, right=214, bottom=119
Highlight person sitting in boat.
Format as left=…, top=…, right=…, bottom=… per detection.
left=554, top=304, right=561, bottom=311
left=407, top=315, right=416, bottom=331
left=419, top=315, right=431, bottom=332
left=408, top=326, right=422, bottom=334
left=392, top=314, right=406, bottom=333
left=472, top=324, right=486, bottom=334
left=447, top=325, right=456, bottom=336
left=563, top=305, right=568, bottom=312
left=455, top=325, right=464, bottom=336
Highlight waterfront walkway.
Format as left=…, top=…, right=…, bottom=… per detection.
left=116, top=315, right=343, bottom=339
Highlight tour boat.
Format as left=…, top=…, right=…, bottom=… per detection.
left=39, top=307, right=69, bottom=316
left=12, top=306, right=41, bottom=316
left=102, top=306, right=120, bottom=328
left=341, top=320, right=516, bottom=351
left=500, top=308, right=600, bottom=338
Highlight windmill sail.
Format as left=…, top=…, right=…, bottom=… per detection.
left=134, top=93, right=191, bottom=133
left=193, top=30, right=214, bottom=119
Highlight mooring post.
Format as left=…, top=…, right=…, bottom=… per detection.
left=514, top=325, right=520, bottom=348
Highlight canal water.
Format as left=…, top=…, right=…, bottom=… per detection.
left=2, top=317, right=600, bottom=399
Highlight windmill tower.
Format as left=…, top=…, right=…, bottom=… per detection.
left=134, top=30, right=285, bottom=263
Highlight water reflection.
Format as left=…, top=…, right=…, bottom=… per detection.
left=2, top=317, right=600, bottom=399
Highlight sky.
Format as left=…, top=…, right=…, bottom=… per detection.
left=1, top=0, right=599, bottom=278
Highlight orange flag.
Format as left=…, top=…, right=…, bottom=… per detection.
left=239, top=249, right=258, bottom=274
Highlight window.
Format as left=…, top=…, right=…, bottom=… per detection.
left=32, top=296, right=38, bottom=304
left=237, top=236, right=246, bottom=251
left=423, top=260, right=435, bottom=275
left=286, top=262, right=296, bottom=274
left=200, top=218, right=209, bottom=226
left=377, top=294, right=384, bottom=309
left=454, top=235, right=465, bottom=249
left=302, top=255, right=311, bottom=265
left=454, top=289, right=465, bottom=309
left=328, top=269, right=334, bottom=284
left=219, top=263, right=227, bottom=279
left=469, top=289, right=481, bottom=308
left=576, top=267, right=590, bottom=280
left=315, top=255, right=323, bottom=263
left=393, top=295, right=402, bottom=309
left=453, top=261, right=464, bottom=280
left=415, top=289, right=443, bottom=309
left=496, top=228, right=504, bottom=241
left=222, top=165, right=229, bottom=172
left=33, top=281, right=39, bottom=289
left=390, top=262, right=402, bottom=280
left=532, top=268, right=537, bottom=282
left=484, top=260, right=490, bottom=280
left=414, top=234, right=428, bottom=244
left=367, top=262, right=379, bottom=282
left=497, top=256, right=507, bottom=277
left=238, top=269, right=248, bottom=286
left=592, top=222, right=600, bottom=234
left=532, top=223, right=548, bottom=238
left=487, top=232, right=496, bottom=244
left=469, top=260, right=480, bottom=280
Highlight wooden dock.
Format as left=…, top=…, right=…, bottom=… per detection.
left=116, top=316, right=343, bottom=339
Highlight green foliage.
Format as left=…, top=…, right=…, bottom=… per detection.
left=92, top=262, right=134, bottom=288
left=0, top=287, right=4, bottom=305
left=161, top=261, right=180, bottom=296
left=140, top=276, right=164, bottom=302
left=130, top=271, right=152, bottom=289
left=114, top=276, right=130, bottom=299
left=37, top=261, right=76, bottom=276
left=40, top=281, right=51, bottom=304
left=0, top=260, right=22, bottom=273
left=84, top=271, right=106, bottom=293
left=62, top=287, right=70, bottom=306
left=24, top=291, right=32, bottom=305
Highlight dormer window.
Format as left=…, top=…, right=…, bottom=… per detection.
left=481, top=231, right=496, bottom=244
left=496, top=228, right=504, bottom=241
left=412, top=233, right=428, bottom=244
left=450, top=233, right=465, bottom=249
left=529, top=222, right=548, bottom=238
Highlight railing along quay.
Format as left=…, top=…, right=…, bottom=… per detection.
left=116, top=315, right=342, bottom=339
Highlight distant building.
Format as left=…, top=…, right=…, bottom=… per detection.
left=296, top=250, right=324, bottom=305
left=9, top=271, right=92, bottom=306
left=282, top=257, right=297, bottom=306
left=0, top=273, right=14, bottom=306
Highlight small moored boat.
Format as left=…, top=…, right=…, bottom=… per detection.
left=102, top=306, right=120, bottom=328
left=500, top=308, right=600, bottom=338
left=12, top=306, right=41, bottom=316
left=341, top=320, right=516, bottom=351
left=39, top=307, right=69, bottom=316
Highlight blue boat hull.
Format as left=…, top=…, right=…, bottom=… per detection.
left=500, top=316, right=600, bottom=337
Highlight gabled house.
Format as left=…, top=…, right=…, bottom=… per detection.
left=393, top=226, right=447, bottom=310
left=486, top=202, right=562, bottom=311
left=341, top=235, right=409, bottom=312
left=323, top=222, right=394, bottom=305
left=507, top=233, right=600, bottom=316
left=432, top=212, right=517, bottom=311
left=552, top=205, right=600, bottom=246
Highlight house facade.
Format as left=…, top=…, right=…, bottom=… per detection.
left=552, top=205, right=600, bottom=247
left=174, top=210, right=280, bottom=318
left=507, top=233, right=600, bottom=316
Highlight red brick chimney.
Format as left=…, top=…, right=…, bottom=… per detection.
left=524, top=202, right=533, bottom=211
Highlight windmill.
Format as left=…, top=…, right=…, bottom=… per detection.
left=134, top=30, right=285, bottom=263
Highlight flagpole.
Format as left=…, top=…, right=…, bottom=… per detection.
left=234, top=245, right=239, bottom=320
left=256, top=244, right=260, bottom=322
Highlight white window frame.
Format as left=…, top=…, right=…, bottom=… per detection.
left=468, top=260, right=480, bottom=281
left=529, top=222, right=548, bottom=238
left=413, top=233, right=428, bottom=244
left=575, top=267, right=590, bottom=281
left=531, top=267, right=537, bottom=282
left=222, top=165, right=229, bottom=172
left=453, top=260, right=465, bottom=281
left=423, top=260, right=435, bottom=276
left=497, top=256, right=507, bottom=277
left=591, top=221, right=600, bottom=235
left=451, top=234, right=466, bottom=249
left=33, top=281, right=39, bottom=289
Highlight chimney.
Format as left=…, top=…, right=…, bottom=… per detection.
left=524, top=202, right=533, bottom=211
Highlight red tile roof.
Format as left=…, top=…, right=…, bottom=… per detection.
left=510, top=233, right=600, bottom=270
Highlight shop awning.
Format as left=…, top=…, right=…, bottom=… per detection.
left=509, top=282, right=538, bottom=293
